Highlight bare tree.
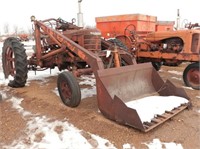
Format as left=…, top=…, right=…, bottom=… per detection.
left=4, top=23, right=10, bottom=35
left=27, top=27, right=34, bottom=39
left=13, top=25, right=19, bottom=37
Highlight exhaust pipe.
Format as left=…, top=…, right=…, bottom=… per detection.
left=176, top=9, right=180, bottom=30
left=77, top=0, right=84, bottom=27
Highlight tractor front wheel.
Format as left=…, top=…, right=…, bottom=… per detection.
left=183, top=62, right=200, bottom=90
left=2, top=37, right=28, bottom=87
left=57, top=71, right=81, bottom=107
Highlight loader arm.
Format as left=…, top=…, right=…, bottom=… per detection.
left=34, top=20, right=104, bottom=73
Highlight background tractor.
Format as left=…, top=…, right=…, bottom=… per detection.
left=95, top=14, right=200, bottom=90
left=115, top=26, right=200, bottom=90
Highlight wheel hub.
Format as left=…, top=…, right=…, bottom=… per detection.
left=5, top=47, right=15, bottom=77
left=187, top=68, right=200, bottom=86
left=61, top=81, right=72, bottom=100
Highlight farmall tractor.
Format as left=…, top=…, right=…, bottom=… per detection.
left=115, top=24, right=200, bottom=90
left=2, top=16, right=191, bottom=132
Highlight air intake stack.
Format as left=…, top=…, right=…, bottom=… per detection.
left=77, top=0, right=84, bottom=27
left=176, top=9, right=180, bottom=30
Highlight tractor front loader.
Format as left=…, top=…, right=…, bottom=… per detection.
left=2, top=17, right=190, bottom=132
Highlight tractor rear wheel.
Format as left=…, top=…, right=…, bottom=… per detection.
left=57, top=71, right=81, bottom=107
left=2, top=37, right=28, bottom=87
left=183, top=62, right=200, bottom=90
left=108, top=38, right=128, bottom=50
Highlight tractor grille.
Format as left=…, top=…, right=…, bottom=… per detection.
left=84, top=34, right=101, bottom=51
left=191, top=33, right=200, bottom=53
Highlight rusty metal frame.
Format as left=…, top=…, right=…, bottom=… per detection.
left=34, top=20, right=104, bottom=73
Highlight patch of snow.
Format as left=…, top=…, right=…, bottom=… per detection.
left=0, top=77, right=11, bottom=86
left=0, top=42, right=3, bottom=47
left=2, top=96, right=116, bottom=149
left=182, top=86, right=194, bottom=90
left=27, top=68, right=60, bottom=81
left=171, top=76, right=182, bottom=81
left=52, top=87, right=59, bottom=97
left=9, top=97, right=24, bottom=111
left=196, top=96, right=200, bottom=99
left=168, top=70, right=182, bottom=75
left=144, top=139, right=183, bottom=149
left=0, top=90, right=8, bottom=100
left=81, top=86, right=96, bottom=99
left=8, top=97, right=31, bottom=117
left=79, top=75, right=97, bottom=99
left=126, top=96, right=188, bottom=123
left=123, top=143, right=135, bottom=149
left=22, top=40, right=35, bottom=46
left=5, top=116, right=116, bottom=149
left=79, top=75, right=96, bottom=86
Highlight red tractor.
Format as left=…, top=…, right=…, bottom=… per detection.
left=1, top=16, right=190, bottom=132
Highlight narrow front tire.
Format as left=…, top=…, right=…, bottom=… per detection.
left=57, top=71, right=81, bottom=107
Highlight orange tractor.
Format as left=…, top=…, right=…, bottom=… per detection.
left=2, top=16, right=191, bottom=132
left=115, top=26, right=200, bottom=90
left=96, top=14, right=200, bottom=90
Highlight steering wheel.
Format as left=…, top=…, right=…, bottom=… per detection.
left=124, top=24, right=136, bottom=37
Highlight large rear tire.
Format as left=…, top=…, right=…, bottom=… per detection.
left=108, top=38, right=128, bottom=50
left=57, top=71, right=81, bottom=107
left=183, top=62, right=200, bottom=90
left=2, top=37, right=28, bottom=87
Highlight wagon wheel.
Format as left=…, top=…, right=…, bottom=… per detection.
left=57, top=71, right=81, bottom=107
left=183, top=63, right=200, bottom=90
left=2, top=37, right=28, bottom=87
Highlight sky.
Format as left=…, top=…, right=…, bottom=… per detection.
left=0, top=0, right=199, bottom=34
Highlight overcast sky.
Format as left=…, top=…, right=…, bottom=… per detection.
left=0, top=0, right=198, bottom=34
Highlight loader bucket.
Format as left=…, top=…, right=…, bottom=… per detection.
left=96, top=63, right=190, bottom=132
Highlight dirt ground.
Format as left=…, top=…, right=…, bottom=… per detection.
left=0, top=62, right=200, bottom=149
